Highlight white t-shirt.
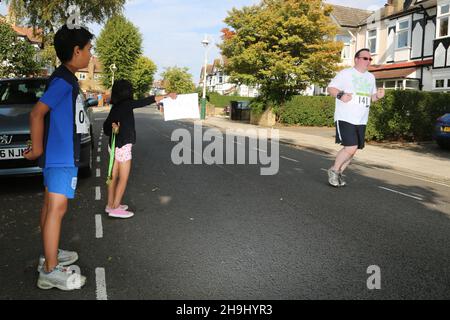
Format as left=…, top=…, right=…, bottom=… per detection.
left=328, top=68, right=377, bottom=125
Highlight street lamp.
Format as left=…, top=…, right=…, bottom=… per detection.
left=109, top=63, right=117, bottom=88
left=200, top=35, right=210, bottom=120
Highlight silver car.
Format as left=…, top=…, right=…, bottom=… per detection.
left=0, top=78, right=96, bottom=177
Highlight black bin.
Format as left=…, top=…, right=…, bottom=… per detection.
left=230, top=101, right=251, bottom=122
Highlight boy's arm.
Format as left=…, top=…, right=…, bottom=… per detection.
left=24, top=102, right=50, bottom=161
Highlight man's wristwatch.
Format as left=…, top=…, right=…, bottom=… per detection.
left=336, top=91, right=345, bottom=100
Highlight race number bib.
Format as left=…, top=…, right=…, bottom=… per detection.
left=356, top=93, right=371, bottom=108
left=75, top=95, right=90, bottom=134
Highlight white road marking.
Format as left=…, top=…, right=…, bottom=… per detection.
left=98, top=141, right=102, bottom=146
left=253, top=148, right=267, bottom=153
left=98, top=147, right=101, bottom=153
left=378, top=186, right=424, bottom=201
left=281, top=156, right=299, bottom=163
left=95, top=268, right=108, bottom=300
left=375, top=167, right=450, bottom=188
left=95, top=186, right=101, bottom=200
left=97, top=156, right=101, bottom=163
left=95, top=214, right=103, bottom=238
left=96, top=168, right=101, bottom=178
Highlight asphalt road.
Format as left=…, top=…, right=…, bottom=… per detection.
left=1, top=107, right=450, bottom=300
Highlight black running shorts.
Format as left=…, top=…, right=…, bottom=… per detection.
left=335, top=120, right=367, bottom=149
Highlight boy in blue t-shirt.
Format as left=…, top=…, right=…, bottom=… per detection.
left=24, top=25, right=93, bottom=291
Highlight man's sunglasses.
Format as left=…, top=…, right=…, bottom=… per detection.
left=358, top=57, right=373, bottom=61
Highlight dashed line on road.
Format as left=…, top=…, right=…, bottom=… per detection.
left=97, top=156, right=101, bottom=163
left=96, top=168, right=101, bottom=178
left=95, top=214, right=103, bottom=238
left=95, top=268, right=108, bottom=300
left=98, top=147, right=101, bottom=153
left=281, top=156, right=299, bottom=163
left=95, top=186, right=101, bottom=200
left=378, top=186, right=424, bottom=201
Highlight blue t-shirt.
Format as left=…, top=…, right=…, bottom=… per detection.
left=39, top=65, right=89, bottom=168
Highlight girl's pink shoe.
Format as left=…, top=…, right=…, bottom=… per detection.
left=108, top=208, right=134, bottom=219
left=105, top=205, right=128, bottom=213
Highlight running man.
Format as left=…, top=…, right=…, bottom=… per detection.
left=326, top=48, right=385, bottom=187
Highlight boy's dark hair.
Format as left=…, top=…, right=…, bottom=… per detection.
left=355, top=48, right=371, bottom=59
left=111, top=80, right=133, bottom=105
left=54, top=25, right=94, bottom=63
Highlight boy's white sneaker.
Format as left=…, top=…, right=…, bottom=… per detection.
left=37, top=249, right=78, bottom=273
left=37, top=265, right=86, bottom=291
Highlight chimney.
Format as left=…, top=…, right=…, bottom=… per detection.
left=392, top=0, right=405, bottom=13
left=384, top=3, right=394, bottom=17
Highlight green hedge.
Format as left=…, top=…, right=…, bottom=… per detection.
left=367, top=91, right=450, bottom=141
left=279, top=96, right=335, bottom=127
left=277, top=91, right=450, bottom=142
left=208, top=92, right=253, bottom=108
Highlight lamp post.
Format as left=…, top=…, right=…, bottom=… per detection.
left=109, top=63, right=117, bottom=88
left=201, top=35, right=210, bottom=120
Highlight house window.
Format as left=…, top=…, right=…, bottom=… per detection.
left=385, top=80, right=396, bottom=89
left=438, top=3, right=450, bottom=38
left=367, top=30, right=377, bottom=54
left=436, top=79, right=445, bottom=88
left=337, top=35, right=352, bottom=59
left=397, top=20, right=410, bottom=48
left=405, top=80, right=419, bottom=90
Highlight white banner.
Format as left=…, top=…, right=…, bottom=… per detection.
left=163, top=93, right=200, bottom=121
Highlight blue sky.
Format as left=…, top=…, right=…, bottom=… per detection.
left=1, top=0, right=386, bottom=83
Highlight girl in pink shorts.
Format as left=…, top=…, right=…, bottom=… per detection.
left=103, top=80, right=176, bottom=218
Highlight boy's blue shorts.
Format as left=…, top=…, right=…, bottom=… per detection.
left=43, top=167, right=79, bottom=199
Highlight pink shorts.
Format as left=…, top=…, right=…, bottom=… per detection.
left=109, top=143, right=133, bottom=163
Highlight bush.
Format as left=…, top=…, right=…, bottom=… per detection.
left=208, top=92, right=253, bottom=108
left=277, top=91, right=450, bottom=142
left=367, top=90, right=450, bottom=141
left=278, top=96, right=335, bottom=126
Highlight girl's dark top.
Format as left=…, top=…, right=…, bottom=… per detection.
left=103, top=96, right=156, bottom=148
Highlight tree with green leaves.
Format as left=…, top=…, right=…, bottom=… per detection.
left=0, top=21, right=41, bottom=77
left=161, top=67, right=196, bottom=94
left=3, top=0, right=125, bottom=34
left=3, top=0, right=126, bottom=69
left=219, top=0, right=342, bottom=105
left=95, top=15, right=143, bottom=89
left=131, top=56, right=157, bottom=98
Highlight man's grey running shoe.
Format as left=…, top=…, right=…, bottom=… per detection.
left=338, top=172, right=347, bottom=187
left=328, top=168, right=340, bottom=187
left=37, top=249, right=78, bottom=273
left=37, top=265, right=86, bottom=291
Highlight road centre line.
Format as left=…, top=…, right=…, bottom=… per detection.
left=95, top=268, right=108, bottom=300
left=378, top=186, right=424, bottom=201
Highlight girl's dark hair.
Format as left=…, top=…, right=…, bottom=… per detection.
left=110, top=80, right=133, bottom=105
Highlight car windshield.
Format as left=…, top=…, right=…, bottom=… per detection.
left=0, top=79, right=47, bottom=106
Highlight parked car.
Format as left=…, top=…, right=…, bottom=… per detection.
left=434, top=113, right=450, bottom=149
left=0, top=78, right=97, bottom=177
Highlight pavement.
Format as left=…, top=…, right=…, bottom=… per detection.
left=198, top=115, right=450, bottom=186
